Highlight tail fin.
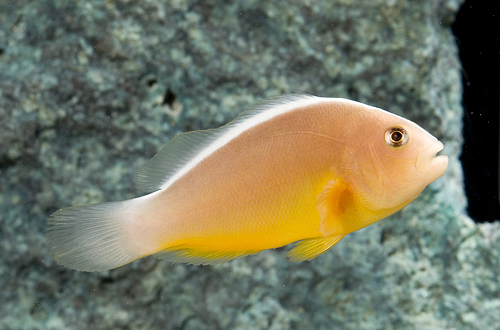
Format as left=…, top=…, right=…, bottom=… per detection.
left=47, top=200, right=146, bottom=272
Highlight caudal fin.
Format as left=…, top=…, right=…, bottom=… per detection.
left=47, top=200, right=147, bottom=272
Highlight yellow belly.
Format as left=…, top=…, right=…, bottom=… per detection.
left=161, top=172, right=332, bottom=254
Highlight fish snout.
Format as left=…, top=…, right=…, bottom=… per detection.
left=415, top=141, right=448, bottom=177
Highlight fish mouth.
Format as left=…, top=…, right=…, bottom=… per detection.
left=415, top=141, right=449, bottom=175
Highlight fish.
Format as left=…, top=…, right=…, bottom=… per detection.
left=47, top=94, right=448, bottom=271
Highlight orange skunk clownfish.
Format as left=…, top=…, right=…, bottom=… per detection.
left=47, top=95, right=448, bottom=271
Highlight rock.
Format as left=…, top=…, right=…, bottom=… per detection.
left=2, top=0, right=497, bottom=329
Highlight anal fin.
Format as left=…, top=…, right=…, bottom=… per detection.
left=286, top=235, right=343, bottom=262
left=154, top=246, right=259, bottom=266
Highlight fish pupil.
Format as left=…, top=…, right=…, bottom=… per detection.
left=391, top=131, right=403, bottom=143
left=385, top=126, right=408, bottom=147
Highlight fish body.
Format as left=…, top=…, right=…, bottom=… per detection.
left=47, top=95, right=448, bottom=271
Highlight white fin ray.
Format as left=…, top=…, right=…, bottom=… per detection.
left=47, top=201, right=142, bottom=272
left=135, top=94, right=320, bottom=193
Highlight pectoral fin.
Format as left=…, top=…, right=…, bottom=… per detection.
left=286, top=234, right=344, bottom=262
left=316, top=177, right=353, bottom=235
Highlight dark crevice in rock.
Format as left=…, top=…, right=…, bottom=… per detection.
left=453, top=0, right=500, bottom=223
left=162, top=88, right=176, bottom=107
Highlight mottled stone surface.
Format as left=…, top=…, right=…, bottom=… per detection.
left=1, top=0, right=498, bottom=329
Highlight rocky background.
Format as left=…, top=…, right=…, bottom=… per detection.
left=1, top=0, right=498, bottom=329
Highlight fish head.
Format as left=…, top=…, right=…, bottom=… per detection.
left=342, top=108, right=448, bottom=212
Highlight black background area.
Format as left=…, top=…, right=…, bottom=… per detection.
left=452, top=1, right=500, bottom=222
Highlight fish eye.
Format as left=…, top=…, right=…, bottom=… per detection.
left=385, top=126, right=408, bottom=148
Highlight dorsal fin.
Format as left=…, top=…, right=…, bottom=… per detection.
left=135, top=94, right=320, bottom=193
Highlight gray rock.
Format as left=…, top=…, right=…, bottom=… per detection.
left=1, top=0, right=498, bottom=329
